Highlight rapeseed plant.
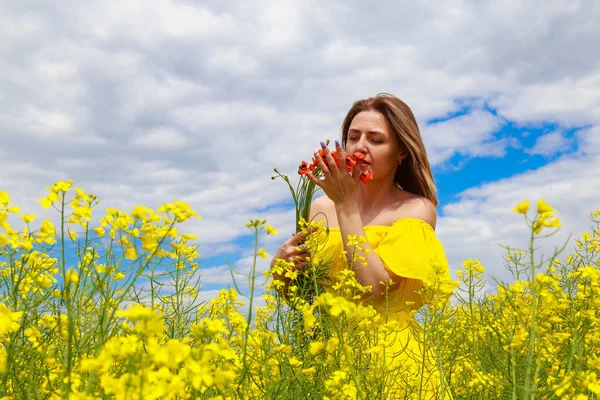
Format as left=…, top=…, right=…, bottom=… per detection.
left=0, top=181, right=599, bottom=399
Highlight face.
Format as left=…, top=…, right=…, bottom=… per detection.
left=345, top=110, right=405, bottom=180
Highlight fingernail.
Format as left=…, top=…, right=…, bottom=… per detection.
left=335, top=140, right=340, bottom=147
left=320, top=141, right=327, bottom=149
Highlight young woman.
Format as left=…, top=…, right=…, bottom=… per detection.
left=271, top=93, right=453, bottom=398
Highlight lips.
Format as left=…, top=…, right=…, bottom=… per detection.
left=358, top=160, right=370, bottom=170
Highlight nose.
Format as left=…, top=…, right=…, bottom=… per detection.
left=353, top=136, right=368, bottom=154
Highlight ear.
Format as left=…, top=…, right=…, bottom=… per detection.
left=397, top=143, right=409, bottom=163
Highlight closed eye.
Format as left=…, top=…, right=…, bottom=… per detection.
left=348, top=137, right=382, bottom=143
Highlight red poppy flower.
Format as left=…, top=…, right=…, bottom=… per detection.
left=315, top=149, right=331, bottom=168
left=360, top=170, right=373, bottom=184
left=345, top=155, right=357, bottom=172
left=298, top=160, right=310, bottom=175
left=331, top=151, right=339, bottom=164
left=300, top=148, right=373, bottom=183
left=353, top=152, right=365, bottom=161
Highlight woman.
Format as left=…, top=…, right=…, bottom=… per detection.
left=271, top=93, right=453, bottom=398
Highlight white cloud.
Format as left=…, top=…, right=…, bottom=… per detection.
left=491, top=74, right=600, bottom=126
left=22, top=108, right=75, bottom=137
left=576, top=126, right=600, bottom=154
left=134, top=127, right=188, bottom=149
left=0, top=0, right=599, bottom=297
left=205, top=47, right=261, bottom=75
left=319, top=40, right=377, bottom=69
left=174, top=101, right=277, bottom=132
left=255, top=0, right=309, bottom=51
left=85, top=1, right=237, bottom=44
left=424, top=109, right=507, bottom=166
left=525, top=130, right=572, bottom=156
left=439, top=143, right=600, bottom=287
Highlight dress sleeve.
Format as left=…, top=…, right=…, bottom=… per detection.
left=373, top=219, right=451, bottom=285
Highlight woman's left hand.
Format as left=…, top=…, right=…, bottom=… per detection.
left=305, top=141, right=361, bottom=206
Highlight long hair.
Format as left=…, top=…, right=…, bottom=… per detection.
left=341, top=93, right=438, bottom=206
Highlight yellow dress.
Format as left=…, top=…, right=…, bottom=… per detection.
left=311, top=218, right=454, bottom=399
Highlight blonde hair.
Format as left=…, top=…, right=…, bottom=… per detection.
left=341, top=93, right=438, bottom=206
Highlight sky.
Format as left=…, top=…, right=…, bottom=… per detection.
left=1, top=0, right=599, bottom=302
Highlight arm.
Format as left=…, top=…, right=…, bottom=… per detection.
left=309, top=195, right=402, bottom=298
left=335, top=197, right=437, bottom=298
left=335, top=201, right=399, bottom=298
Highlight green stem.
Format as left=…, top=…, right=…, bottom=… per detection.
left=60, top=192, right=74, bottom=397
left=238, top=225, right=259, bottom=398
left=523, top=221, right=537, bottom=399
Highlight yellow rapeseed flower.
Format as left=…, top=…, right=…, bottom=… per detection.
left=18, top=213, right=36, bottom=223
left=537, top=198, right=556, bottom=214
left=288, top=357, right=302, bottom=368
left=114, top=272, right=125, bottom=281
left=513, top=200, right=530, bottom=215
left=0, top=303, right=23, bottom=335
left=74, top=187, right=91, bottom=203
left=124, top=247, right=137, bottom=260
left=52, top=180, right=73, bottom=193
left=266, top=224, right=279, bottom=235
left=533, top=206, right=561, bottom=234
left=309, top=341, right=324, bottom=355
left=65, top=269, right=79, bottom=286
left=0, top=191, right=10, bottom=207
left=0, top=349, right=7, bottom=373
left=326, top=337, right=339, bottom=353
left=181, top=233, right=198, bottom=241
left=257, top=248, right=268, bottom=260
left=39, top=191, right=60, bottom=209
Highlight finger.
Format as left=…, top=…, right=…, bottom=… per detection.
left=294, top=255, right=310, bottom=269
left=304, top=171, right=322, bottom=188
left=293, top=244, right=308, bottom=254
left=334, top=140, right=346, bottom=172
left=313, top=150, right=330, bottom=175
left=290, top=227, right=318, bottom=247
left=321, top=143, right=338, bottom=176
left=294, top=254, right=307, bottom=262
left=293, top=262, right=305, bottom=271
left=301, top=225, right=319, bottom=236
left=352, top=162, right=361, bottom=182
left=285, top=255, right=304, bottom=268
left=289, top=230, right=311, bottom=245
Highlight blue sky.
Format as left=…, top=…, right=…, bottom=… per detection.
left=1, top=1, right=599, bottom=301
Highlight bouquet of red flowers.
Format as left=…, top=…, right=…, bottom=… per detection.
left=273, top=142, right=373, bottom=234
left=297, top=149, right=374, bottom=184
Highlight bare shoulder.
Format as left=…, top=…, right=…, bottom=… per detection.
left=309, top=195, right=335, bottom=226
left=396, top=193, right=437, bottom=230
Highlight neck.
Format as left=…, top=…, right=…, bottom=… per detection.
left=357, top=176, right=398, bottom=215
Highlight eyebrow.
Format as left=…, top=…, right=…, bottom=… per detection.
left=348, top=128, right=384, bottom=136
